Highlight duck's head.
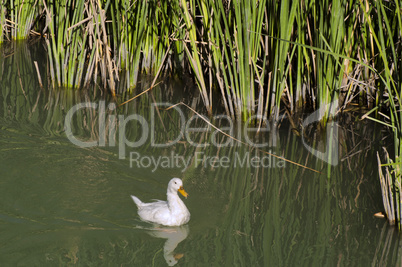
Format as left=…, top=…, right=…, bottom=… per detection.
left=168, top=178, right=189, bottom=198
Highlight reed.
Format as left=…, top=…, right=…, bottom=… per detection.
left=359, top=0, right=402, bottom=229
left=174, top=0, right=369, bottom=125
left=42, top=0, right=117, bottom=93
left=183, top=0, right=218, bottom=115
left=43, top=0, right=87, bottom=88
left=110, top=0, right=148, bottom=89
left=0, top=0, right=35, bottom=43
left=109, top=0, right=185, bottom=91
left=1, top=1, right=400, bottom=120
left=10, top=0, right=38, bottom=40
left=0, top=1, right=6, bottom=43
left=191, top=0, right=267, bottom=119
left=0, top=1, right=394, bottom=118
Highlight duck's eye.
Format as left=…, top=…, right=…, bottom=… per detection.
left=174, top=181, right=177, bottom=184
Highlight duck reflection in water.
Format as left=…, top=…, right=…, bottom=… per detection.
left=146, top=225, right=189, bottom=266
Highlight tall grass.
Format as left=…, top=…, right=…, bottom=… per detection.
left=0, top=0, right=394, bottom=120
left=1, top=0, right=37, bottom=42
left=11, top=0, right=38, bottom=40
left=1, top=1, right=400, bottom=120
left=109, top=0, right=183, bottom=90
left=43, top=0, right=117, bottom=93
left=0, top=1, right=6, bottom=43
left=214, top=0, right=266, bottom=120
left=110, top=0, right=149, bottom=89
left=175, top=0, right=398, bottom=127
left=362, top=0, right=402, bottom=230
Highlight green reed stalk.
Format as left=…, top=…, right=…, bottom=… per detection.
left=10, top=0, right=37, bottom=40
left=112, top=0, right=169, bottom=90
left=44, top=0, right=86, bottom=87
left=180, top=0, right=211, bottom=115
left=204, top=0, right=266, bottom=120
left=2, top=0, right=400, bottom=128
left=0, top=1, right=6, bottom=43
left=311, top=0, right=346, bottom=125
left=359, top=0, right=402, bottom=229
left=271, top=0, right=297, bottom=120
left=43, top=0, right=116, bottom=91
left=113, top=0, right=146, bottom=88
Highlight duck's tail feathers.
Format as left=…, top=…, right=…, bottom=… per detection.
left=131, top=195, right=143, bottom=207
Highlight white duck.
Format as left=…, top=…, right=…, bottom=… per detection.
left=131, top=178, right=190, bottom=226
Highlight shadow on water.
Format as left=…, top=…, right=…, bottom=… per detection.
left=0, top=41, right=401, bottom=266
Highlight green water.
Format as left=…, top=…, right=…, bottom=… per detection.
left=0, top=41, right=400, bottom=266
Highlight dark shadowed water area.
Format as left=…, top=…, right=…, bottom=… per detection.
left=0, top=41, right=401, bottom=266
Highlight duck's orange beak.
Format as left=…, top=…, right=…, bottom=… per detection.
left=178, top=186, right=188, bottom=198
left=174, top=253, right=184, bottom=260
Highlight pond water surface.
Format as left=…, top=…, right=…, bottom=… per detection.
left=0, top=41, right=401, bottom=266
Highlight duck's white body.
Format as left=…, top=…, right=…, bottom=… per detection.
left=131, top=178, right=190, bottom=226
